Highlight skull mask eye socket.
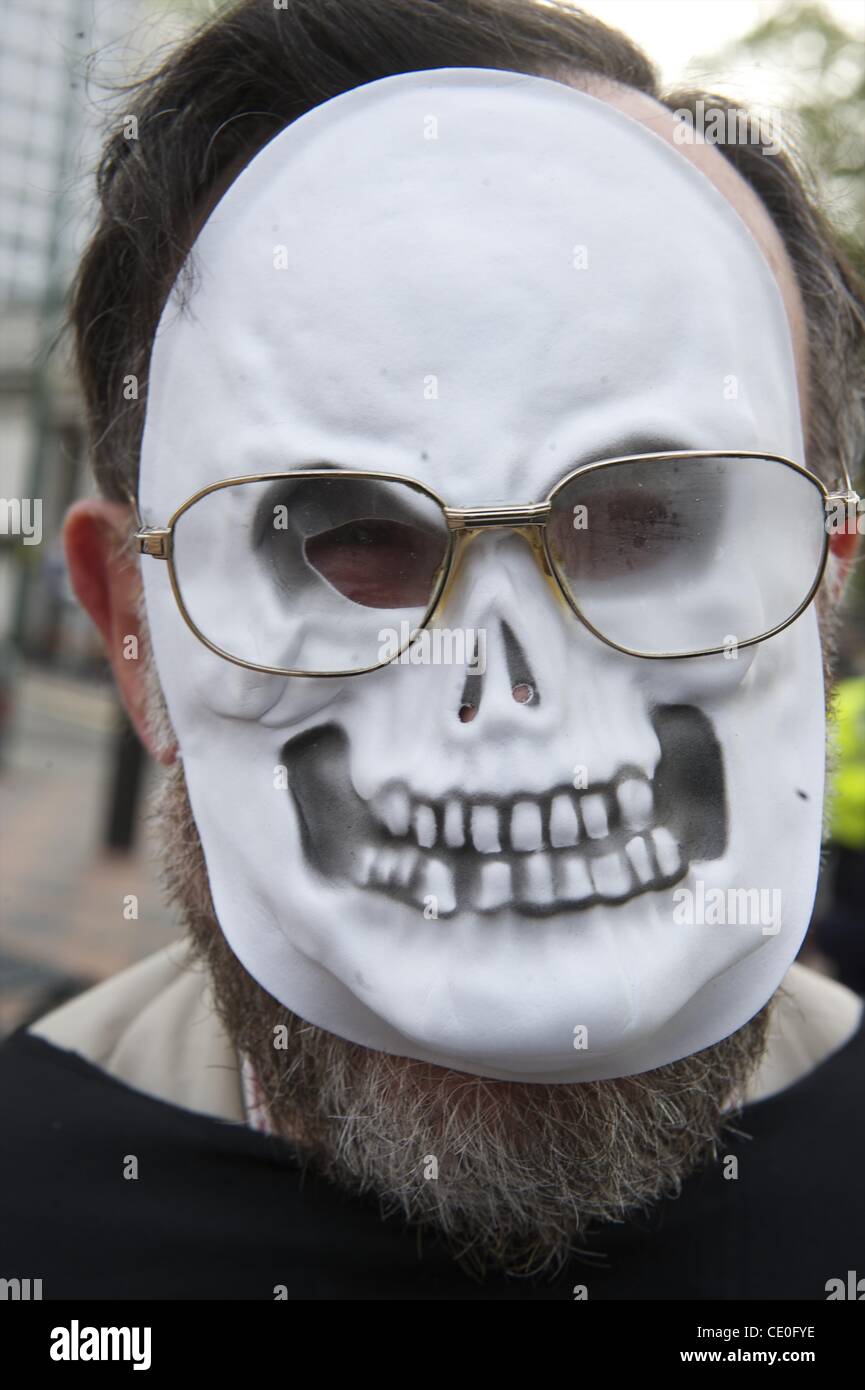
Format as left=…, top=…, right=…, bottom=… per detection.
left=170, top=471, right=452, bottom=673
left=546, top=454, right=827, bottom=656
left=304, top=515, right=448, bottom=608
left=547, top=458, right=719, bottom=584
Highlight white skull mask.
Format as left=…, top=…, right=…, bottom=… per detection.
left=139, top=69, right=826, bottom=1082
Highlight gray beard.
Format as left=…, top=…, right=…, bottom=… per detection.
left=149, top=754, right=772, bottom=1279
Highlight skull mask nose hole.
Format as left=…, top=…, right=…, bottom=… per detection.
left=501, top=620, right=540, bottom=709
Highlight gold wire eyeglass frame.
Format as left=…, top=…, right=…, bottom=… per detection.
left=133, top=448, right=860, bottom=678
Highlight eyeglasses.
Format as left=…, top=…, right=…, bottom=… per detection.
left=133, top=449, right=858, bottom=677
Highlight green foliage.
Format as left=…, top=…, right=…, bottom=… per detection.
left=700, top=0, right=864, bottom=277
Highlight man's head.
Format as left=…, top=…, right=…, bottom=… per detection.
left=64, top=0, right=864, bottom=1273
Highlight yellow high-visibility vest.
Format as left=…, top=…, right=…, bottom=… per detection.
left=828, top=675, right=865, bottom=850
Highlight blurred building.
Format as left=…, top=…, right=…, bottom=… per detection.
left=0, top=0, right=181, bottom=676
left=0, top=3, right=191, bottom=1031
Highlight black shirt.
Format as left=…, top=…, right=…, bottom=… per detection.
left=0, top=1022, right=862, bottom=1300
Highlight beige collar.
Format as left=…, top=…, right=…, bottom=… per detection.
left=30, top=942, right=247, bottom=1123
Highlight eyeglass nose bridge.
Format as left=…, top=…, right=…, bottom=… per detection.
left=443, top=501, right=552, bottom=531
left=428, top=504, right=563, bottom=626
left=441, top=502, right=555, bottom=581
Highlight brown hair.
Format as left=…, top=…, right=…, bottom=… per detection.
left=69, top=0, right=865, bottom=502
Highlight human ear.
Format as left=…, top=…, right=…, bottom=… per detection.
left=63, top=498, right=177, bottom=764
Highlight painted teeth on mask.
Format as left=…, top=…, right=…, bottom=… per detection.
left=580, top=792, right=609, bottom=839
left=420, top=857, right=456, bottom=916
left=470, top=804, right=501, bottom=854
left=413, top=803, right=437, bottom=849
left=556, top=852, right=593, bottom=903
left=651, top=825, right=681, bottom=878
left=391, top=784, right=650, bottom=856
left=625, top=834, right=654, bottom=886
left=362, top=778, right=686, bottom=916
left=511, top=800, right=543, bottom=852
left=617, top=777, right=654, bottom=830
left=549, top=793, right=580, bottom=848
left=475, top=859, right=512, bottom=911
left=519, top=852, right=556, bottom=907
left=589, top=850, right=632, bottom=898
left=443, top=798, right=465, bottom=848
left=379, top=787, right=410, bottom=837
left=284, top=710, right=727, bottom=918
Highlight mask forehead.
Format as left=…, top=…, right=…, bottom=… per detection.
left=140, top=67, right=803, bottom=521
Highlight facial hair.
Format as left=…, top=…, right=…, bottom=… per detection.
left=148, top=743, right=772, bottom=1280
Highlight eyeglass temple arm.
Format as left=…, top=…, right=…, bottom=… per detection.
left=123, top=488, right=171, bottom=559
left=829, top=454, right=861, bottom=498
left=136, top=529, right=171, bottom=557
